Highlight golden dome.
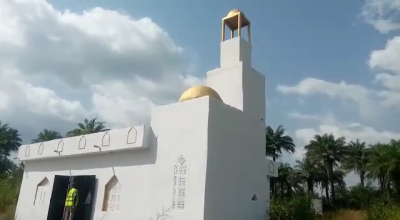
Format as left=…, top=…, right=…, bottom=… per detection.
left=178, top=85, right=223, bottom=103
left=226, top=9, right=242, bottom=17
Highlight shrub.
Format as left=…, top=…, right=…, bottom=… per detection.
left=0, top=178, right=19, bottom=211
left=268, top=196, right=319, bottom=220
left=366, top=199, right=400, bottom=220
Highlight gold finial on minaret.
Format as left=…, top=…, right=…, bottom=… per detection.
left=221, top=9, right=251, bottom=44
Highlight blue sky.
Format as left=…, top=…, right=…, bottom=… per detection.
left=2, top=0, right=400, bottom=186
left=49, top=0, right=399, bottom=135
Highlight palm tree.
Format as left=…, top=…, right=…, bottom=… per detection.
left=277, top=163, right=294, bottom=200
left=293, top=157, right=319, bottom=196
left=347, top=183, right=377, bottom=209
left=365, top=143, right=390, bottom=191
left=66, top=118, right=108, bottom=137
left=342, top=139, right=367, bottom=187
left=31, top=129, right=62, bottom=143
left=265, top=125, right=296, bottom=161
left=305, top=133, right=348, bottom=203
left=0, top=121, right=22, bottom=157
left=265, top=125, right=296, bottom=197
left=365, top=141, right=400, bottom=195
left=386, top=140, right=400, bottom=196
left=0, top=156, right=18, bottom=176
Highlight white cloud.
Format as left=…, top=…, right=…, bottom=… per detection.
left=289, top=112, right=400, bottom=160
left=277, top=78, right=379, bottom=118
left=374, top=73, right=400, bottom=91
left=277, top=35, right=400, bottom=118
left=0, top=0, right=203, bottom=141
left=288, top=112, right=337, bottom=125
left=0, top=67, right=86, bottom=121
left=362, top=0, right=400, bottom=33
left=370, top=36, right=400, bottom=74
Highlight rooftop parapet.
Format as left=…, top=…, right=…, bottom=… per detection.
left=18, top=125, right=151, bottom=161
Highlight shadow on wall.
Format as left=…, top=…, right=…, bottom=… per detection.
left=24, top=127, right=159, bottom=172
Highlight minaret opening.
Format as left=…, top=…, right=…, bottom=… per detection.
left=221, top=9, right=251, bottom=44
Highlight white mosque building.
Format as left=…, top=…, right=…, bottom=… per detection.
left=15, top=9, right=278, bottom=220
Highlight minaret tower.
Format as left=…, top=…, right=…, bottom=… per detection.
left=207, top=9, right=265, bottom=128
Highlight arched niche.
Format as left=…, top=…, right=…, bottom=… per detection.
left=102, top=131, right=110, bottom=147
left=37, top=143, right=44, bottom=155
left=102, top=175, right=122, bottom=212
left=25, top=145, right=30, bottom=156
left=126, top=127, right=137, bottom=144
left=57, top=139, right=64, bottom=152
left=269, top=161, right=274, bottom=174
left=78, top=136, right=87, bottom=150
left=34, top=177, right=49, bottom=206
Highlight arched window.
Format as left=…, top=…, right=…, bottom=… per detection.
left=102, top=175, right=122, bottom=212
left=34, top=177, right=49, bottom=206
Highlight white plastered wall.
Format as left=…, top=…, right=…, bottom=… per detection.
left=203, top=99, right=268, bottom=220
left=15, top=98, right=212, bottom=220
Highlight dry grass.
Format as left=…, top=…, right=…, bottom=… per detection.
left=0, top=205, right=16, bottom=220
left=323, top=210, right=367, bottom=220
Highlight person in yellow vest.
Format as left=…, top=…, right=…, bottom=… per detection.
left=64, top=182, right=79, bottom=220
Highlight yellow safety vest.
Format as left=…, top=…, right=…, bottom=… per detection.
left=65, top=188, right=78, bottom=207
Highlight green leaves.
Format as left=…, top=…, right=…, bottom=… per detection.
left=31, top=129, right=62, bottom=144
left=268, top=196, right=319, bottom=220
left=66, top=118, right=108, bottom=137
left=0, top=121, right=21, bottom=157
left=265, top=125, right=296, bottom=159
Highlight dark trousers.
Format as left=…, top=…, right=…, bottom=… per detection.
left=63, top=206, right=76, bottom=220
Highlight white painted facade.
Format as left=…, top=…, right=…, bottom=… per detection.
left=15, top=36, right=278, bottom=220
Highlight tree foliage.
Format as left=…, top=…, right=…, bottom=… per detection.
left=31, top=129, right=62, bottom=143
left=265, top=127, right=400, bottom=212
left=66, top=118, right=108, bottom=137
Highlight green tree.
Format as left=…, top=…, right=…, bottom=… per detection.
left=0, top=121, right=22, bottom=157
left=366, top=141, right=400, bottom=196
left=265, top=125, right=296, bottom=161
left=0, top=157, right=18, bottom=177
left=66, top=118, right=108, bottom=137
left=265, top=125, right=296, bottom=197
left=277, top=163, right=294, bottom=200
left=365, top=143, right=390, bottom=191
left=293, top=157, right=319, bottom=196
left=31, top=129, right=62, bottom=143
left=305, top=133, right=348, bottom=203
left=342, top=139, right=367, bottom=187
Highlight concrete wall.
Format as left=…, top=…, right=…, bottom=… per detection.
left=15, top=97, right=274, bottom=220
left=18, top=125, right=149, bottom=162
left=220, top=37, right=251, bottom=68
left=15, top=98, right=211, bottom=220
left=203, top=99, right=269, bottom=220
left=150, top=97, right=210, bottom=220
left=207, top=38, right=265, bottom=131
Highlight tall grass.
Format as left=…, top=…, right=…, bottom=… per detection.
left=0, top=177, right=19, bottom=220
left=323, top=210, right=366, bottom=220
left=0, top=178, right=18, bottom=211
left=268, top=196, right=400, bottom=220
left=268, top=196, right=319, bottom=220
